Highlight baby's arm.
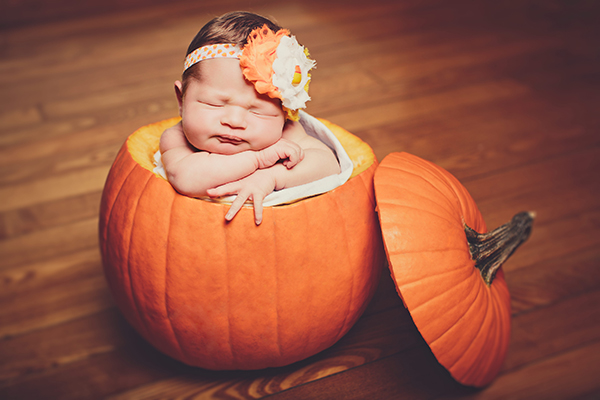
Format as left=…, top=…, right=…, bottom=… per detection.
left=159, top=122, right=303, bottom=197
left=264, top=120, right=341, bottom=189
left=207, top=121, right=341, bottom=224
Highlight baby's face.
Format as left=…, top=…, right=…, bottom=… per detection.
left=179, top=58, right=286, bottom=155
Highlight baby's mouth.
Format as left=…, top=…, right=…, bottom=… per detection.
left=215, top=135, right=245, bottom=145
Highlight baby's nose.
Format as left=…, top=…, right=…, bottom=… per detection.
left=221, top=106, right=247, bottom=129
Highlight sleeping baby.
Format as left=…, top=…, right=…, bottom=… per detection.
left=158, top=11, right=344, bottom=225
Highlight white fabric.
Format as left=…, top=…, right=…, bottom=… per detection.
left=153, top=111, right=353, bottom=206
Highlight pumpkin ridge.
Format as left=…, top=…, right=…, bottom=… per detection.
left=378, top=164, right=462, bottom=220
left=377, top=169, right=459, bottom=223
left=378, top=200, right=462, bottom=233
left=492, top=281, right=512, bottom=377
left=388, top=246, right=465, bottom=257
left=432, top=286, right=487, bottom=375
left=397, top=156, right=472, bottom=222
left=104, top=163, right=147, bottom=333
left=440, top=278, right=487, bottom=376
left=376, top=190, right=458, bottom=226
left=224, top=215, right=236, bottom=365
left=102, top=155, right=137, bottom=260
left=392, top=252, right=472, bottom=288
left=124, top=167, right=154, bottom=341
left=357, top=161, right=377, bottom=207
left=345, top=221, right=357, bottom=342
left=334, top=194, right=355, bottom=343
left=469, top=278, right=510, bottom=381
left=164, top=191, right=186, bottom=362
left=483, top=293, right=507, bottom=382
left=378, top=180, right=462, bottom=224
left=447, top=283, right=495, bottom=384
left=462, top=297, right=500, bottom=384
left=395, top=153, right=460, bottom=193
left=271, top=214, right=283, bottom=359
left=409, top=265, right=475, bottom=312
left=483, top=283, right=510, bottom=380
left=426, top=267, right=483, bottom=348
left=298, top=200, right=314, bottom=356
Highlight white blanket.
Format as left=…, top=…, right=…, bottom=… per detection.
left=153, top=111, right=353, bottom=206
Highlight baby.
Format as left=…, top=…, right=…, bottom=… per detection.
left=159, top=11, right=340, bottom=225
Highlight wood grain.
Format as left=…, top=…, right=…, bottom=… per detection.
left=1, top=0, right=599, bottom=398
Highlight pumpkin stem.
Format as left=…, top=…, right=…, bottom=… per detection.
left=465, top=211, right=535, bottom=285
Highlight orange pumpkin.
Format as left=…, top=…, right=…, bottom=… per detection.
left=99, top=117, right=384, bottom=370
left=374, top=152, right=534, bottom=387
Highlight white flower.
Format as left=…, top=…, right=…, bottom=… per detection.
left=272, top=36, right=316, bottom=110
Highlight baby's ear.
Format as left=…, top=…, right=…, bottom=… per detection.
left=174, top=81, right=184, bottom=116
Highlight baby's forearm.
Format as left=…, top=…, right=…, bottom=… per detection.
left=267, top=148, right=340, bottom=191
left=163, top=150, right=261, bottom=196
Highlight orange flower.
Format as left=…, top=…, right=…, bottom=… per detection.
left=240, top=25, right=290, bottom=100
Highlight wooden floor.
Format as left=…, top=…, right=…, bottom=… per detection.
left=1, top=0, right=599, bottom=398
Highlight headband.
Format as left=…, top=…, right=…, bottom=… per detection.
left=184, top=43, right=243, bottom=70
left=183, top=25, right=316, bottom=121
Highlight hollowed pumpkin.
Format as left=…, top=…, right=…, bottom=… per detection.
left=99, top=117, right=384, bottom=370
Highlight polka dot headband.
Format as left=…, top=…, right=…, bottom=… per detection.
left=183, top=44, right=243, bottom=72
left=182, top=25, right=316, bottom=121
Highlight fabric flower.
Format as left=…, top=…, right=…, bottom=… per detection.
left=272, top=35, right=316, bottom=112
left=240, top=25, right=316, bottom=120
left=240, top=25, right=289, bottom=98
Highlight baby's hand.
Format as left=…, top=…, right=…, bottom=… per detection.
left=256, top=139, right=304, bottom=169
left=206, top=169, right=276, bottom=225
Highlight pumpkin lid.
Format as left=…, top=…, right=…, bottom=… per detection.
left=373, top=152, right=534, bottom=387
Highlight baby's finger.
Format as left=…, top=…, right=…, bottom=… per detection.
left=252, top=194, right=264, bottom=225
left=225, top=193, right=248, bottom=221
left=286, top=147, right=304, bottom=168
left=207, top=181, right=241, bottom=198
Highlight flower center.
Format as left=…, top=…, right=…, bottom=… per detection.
left=292, top=65, right=302, bottom=86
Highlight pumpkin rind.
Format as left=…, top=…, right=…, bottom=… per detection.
left=99, top=118, right=384, bottom=369
left=374, top=152, right=511, bottom=387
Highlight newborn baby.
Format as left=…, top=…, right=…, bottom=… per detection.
left=159, top=12, right=340, bottom=225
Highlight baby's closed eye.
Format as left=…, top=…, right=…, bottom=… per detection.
left=250, top=109, right=278, bottom=117
left=249, top=104, right=280, bottom=117
left=199, top=100, right=225, bottom=108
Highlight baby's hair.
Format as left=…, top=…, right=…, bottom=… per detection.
left=181, top=11, right=283, bottom=94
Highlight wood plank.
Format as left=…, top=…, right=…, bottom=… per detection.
left=504, top=290, right=600, bottom=372
left=0, top=247, right=111, bottom=339
left=506, top=246, right=600, bottom=315
left=0, top=192, right=101, bottom=240
left=1, top=249, right=100, bottom=299
left=0, top=327, right=183, bottom=400
left=0, top=143, right=117, bottom=188
left=453, top=340, right=600, bottom=400
left=0, top=309, right=125, bottom=382
left=498, top=209, right=600, bottom=274
left=0, top=218, right=99, bottom=270
left=324, top=79, right=530, bottom=134
left=0, top=168, right=108, bottom=213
